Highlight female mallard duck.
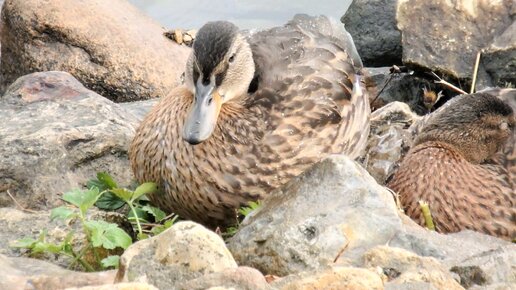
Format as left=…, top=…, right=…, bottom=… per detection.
left=388, top=91, right=515, bottom=240
left=129, top=15, right=371, bottom=227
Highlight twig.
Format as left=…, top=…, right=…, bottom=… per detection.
left=333, top=240, right=350, bottom=263
left=470, top=51, right=482, bottom=94
left=6, top=190, right=38, bottom=213
left=430, top=72, right=467, bottom=95
left=418, top=200, right=436, bottom=231
left=371, top=73, right=394, bottom=107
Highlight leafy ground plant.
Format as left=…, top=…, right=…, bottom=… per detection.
left=12, top=187, right=132, bottom=271
left=12, top=172, right=175, bottom=271
left=223, top=201, right=262, bottom=238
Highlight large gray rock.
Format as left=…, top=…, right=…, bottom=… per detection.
left=0, top=71, right=139, bottom=210
left=483, top=22, right=516, bottom=87
left=396, top=0, right=514, bottom=88
left=0, top=0, right=191, bottom=101
left=176, top=267, right=271, bottom=290
left=227, top=155, right=403, bottom=276
left=116, top=221, right=238, bottom=289
left=341, top=0, right=402, bottom=66
left=0, top=254, right=116, bottom=290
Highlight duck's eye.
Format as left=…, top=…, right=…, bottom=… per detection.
left=228, top=54, right=236, bottom=63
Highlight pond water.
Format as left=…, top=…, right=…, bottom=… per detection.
left=127, top=0, right=352, bottom=30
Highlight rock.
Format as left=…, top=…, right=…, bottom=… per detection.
left=177, top=267, right=271, bottom=290
left=362, top=246, right=463, bottom=290
left=66, top=282, right=158, bottom=290
left=119, top=99, right=158, bottom=121
left=227, top=155, right=403, bottom=276
left=116, top=221, right=237, bottom=289
left=396, top=0, right=514, bottom=88
left=362, top=101, right=419, bottom=184
left=0, top=71, right=139, bottom=210
left=483, top=22, right=516, bottom=87
left=0, top=254, right=116, bottom=290
left=341, top=0, right=401, bottom=66
left=271, top=266, right=384, bottom=290
left=0, top=0, right=191, bottom=101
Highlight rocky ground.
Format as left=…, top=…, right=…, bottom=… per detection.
left=0, top=0, right=514, bottom=289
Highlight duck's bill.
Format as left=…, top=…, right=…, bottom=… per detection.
left=182, top=83, right=222, bottom=145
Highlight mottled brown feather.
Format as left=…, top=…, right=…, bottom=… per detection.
left=389, top=92, right=515, bottom=240
left=130, top=16, right=370, bottom=227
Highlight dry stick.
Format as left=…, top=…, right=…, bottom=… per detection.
left=333, top=240, right=350, bottom=263
left=371, top=73, right=395, bottom=108
left=6, top=190, right=38, bottom=213
left=430, top=72, right=467, bottom=95
left=470, top=51, right=482, bottom=94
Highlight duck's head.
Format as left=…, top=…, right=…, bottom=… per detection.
left=415, top=93, right=515, bottom=163
left=182, top=21, right=255, bottom=145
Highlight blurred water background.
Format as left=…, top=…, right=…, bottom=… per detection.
left=128, top=0, right=352, bottom=29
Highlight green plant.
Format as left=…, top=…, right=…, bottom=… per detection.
left=88, top=172, right=177, bottom=240
left=11, top=172, right=176, bottom=271
left=224, top=201, right=262, bottom=238
left=12, top=187, right=132, bottom=271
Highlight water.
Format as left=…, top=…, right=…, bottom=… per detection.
left=128, top=0, right=352, bottom=30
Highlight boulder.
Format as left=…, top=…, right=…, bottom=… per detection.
left=227, top=155, right=403, bottom=276
left=362, top=246, right=463, bottom=290
left=0, top=0, right=191, bottom=101
left=396, top=0, right=514, bottom=88
left=0, top=71, right=139, bottom=210
left=341, top=0, right=402, bottom=66
left=177, top=267, right=271, bottom=290
left=271, top=266, right=384, bottom=290
left=116, top=221, right=238, bottom=289
left=483, top=22, right=516, bottom=87
left=0, top=254, right=116, bottom=290
left=66, top=283, right=158, bottom=290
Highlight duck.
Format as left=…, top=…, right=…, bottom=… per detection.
left=387, top=91, right=515, bottom=240
left=129, top=15, right=371, bottom=227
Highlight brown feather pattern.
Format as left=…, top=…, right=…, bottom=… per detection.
left=130, top=16, right=371, bottom=227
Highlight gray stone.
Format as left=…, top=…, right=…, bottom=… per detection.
left=177, top=267, right=271, bottom=290
left=0, top=0, right=191, bottom=101
left=116, top=221, right=238, bottom=289
left=361, top=246, right=463, bottom=290
left=341, top=0, right=401, bottom=67
left=271, top=266, right=384, bottom=290
left=227, top=155, right=403, bottom=276
left=362, top=101, right=419, bottom=184
left=396, top=0, right=513, bottom=89
left=0, top=253, right=116, bottom=290
left=120, top=99, right=159, bottom=122
left=66, top=283, right=159, bottom=290
left=0, top=71, right=139, bottom=210
left=483, top=22, right=516, bottom=87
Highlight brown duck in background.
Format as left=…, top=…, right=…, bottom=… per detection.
left=388, top=91, right=515, bottom=240
left=130, top=15, right=371, bottom=227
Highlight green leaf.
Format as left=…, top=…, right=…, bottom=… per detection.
left=87, top=179, right=108, bottom=192
left=150, top=218, right=176, bottom=236
left=110, top=188, right=133, bottom=202
left=238, top=201, right=262, bottom=217
left=132, top=182, right=158, bottom=201
left=101, top=255, right=120, bottom=269
left=127, top=207, right=151, bottom=223
left=63, top=188, right=101, bottom=215
left=85, top=220, right=132, bottom=250
left=141, top=205, right=166, bottom=222
left=11, top=237, right=38, bottom=249
left=50, top=206, right=77, bottom=221
left=137, top=233, right=149, bottom=240
left=32, top=241, right=62, bottom=254
left=96, top=172, right=118, bottom=189
left=95, top=191, right=126, bottom=210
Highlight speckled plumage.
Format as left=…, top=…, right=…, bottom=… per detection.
left=388, top=91, right=516, bottom=240
left=129, top=15, right=371, bottom=227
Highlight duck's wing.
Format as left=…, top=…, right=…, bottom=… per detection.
left=247, top=15, right=370, bottom=167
